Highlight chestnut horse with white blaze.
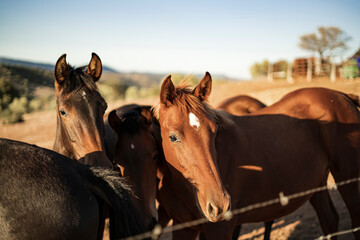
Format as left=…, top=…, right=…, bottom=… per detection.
left=159, top=74, right=231, bottom=223
left=156, top=72, right=360, bottom=239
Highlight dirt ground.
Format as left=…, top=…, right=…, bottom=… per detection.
left=1, top=77, right=359, bottom=239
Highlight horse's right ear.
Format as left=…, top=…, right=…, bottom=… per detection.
left=160, top=75, right=175, bottom=107
left=193, top=72, right=212, bottom=102
left=54, top=54, right=69, bottom=88
left=108, top=110, right=123, bottom=132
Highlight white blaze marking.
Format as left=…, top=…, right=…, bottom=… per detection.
left=189, top=112, right=200, bottom=129
left=131, top=143, right=135, bottom=149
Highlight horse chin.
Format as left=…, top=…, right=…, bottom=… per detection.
left=143, top=203, right=158, bottom=230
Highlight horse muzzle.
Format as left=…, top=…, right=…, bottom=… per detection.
left=205, top=192, right=231, bottom=222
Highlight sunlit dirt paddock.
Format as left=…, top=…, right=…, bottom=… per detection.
left=1, top=77, right=359, bottom=239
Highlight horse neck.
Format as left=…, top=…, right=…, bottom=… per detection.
left=214, top=115, right=248, bottom=166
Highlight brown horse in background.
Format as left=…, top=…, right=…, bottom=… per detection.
left=217, top=95, right=266, bottom=115
left=156, top=72, right=360, bottom=239
left=53, top=53, right=112, bottom=168
left=105, top=105, right=159, bottom=231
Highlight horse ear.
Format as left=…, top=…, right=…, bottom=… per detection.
left=54, top=54, right=69, bottom=89
left=160, top=75, right=175, bottom=107
left=193, top=72, right=212, bottom=101
left=87, top=52, right=102, bottom=81
left=108, top=110, right=123, bottom=132
left=141, top=107, right=153, bottom=125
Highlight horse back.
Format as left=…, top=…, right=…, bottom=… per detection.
left=254, top=88, right=360, bottom=164
left=0, top=139, right=99, bottom=240
left=217, top=95, right=267, bottom=115
left=255, top=87, right=360, bottom=123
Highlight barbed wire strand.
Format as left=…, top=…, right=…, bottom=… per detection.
left=314, top=226, right=360, bottom=240
left=120, top=177, right=360, bottom=240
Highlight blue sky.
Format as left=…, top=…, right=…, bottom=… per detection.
left=0, top=0, right=359, bottom=79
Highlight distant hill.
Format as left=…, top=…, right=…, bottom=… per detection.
left=0, top=62, right=53, bottom=93
left=0, top=57, right=235, bottom=91
left=0, top=57, right=166, bottom=89
left=0, top=57, right=119, bottom=73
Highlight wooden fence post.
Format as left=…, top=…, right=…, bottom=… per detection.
left=267, top=64, right=273, bottom=83
left=307, top=58, right=312, bottom=82
left=330, top=63, right=336, bottom=82
left=287, top=63, right=294, bottom=84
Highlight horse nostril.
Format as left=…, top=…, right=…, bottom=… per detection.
left=206, top=202, right=221, bottom=218
left=227, top=202, right=231, bottom=212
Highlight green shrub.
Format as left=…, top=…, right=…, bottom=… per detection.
left=98, top=82, right=128, bottom=101
left=125, top=86, right=139, bottom=100
left=250, top=60, right=269, bottom=78
left=29, top=95, right=56, bottom=112
left=0, top=97, right=29, bottom=124
left=0, top=108, right=23, bottom=124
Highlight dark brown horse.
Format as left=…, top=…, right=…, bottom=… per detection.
left=0, top=138, right=144, bottom=240
left=156, top=72, right=360, bottom=239
left=217, top=95, right=266, bottom=115
left=105, top=105, right=159, bottom=230
left=53, top=53, right=112, bottom=168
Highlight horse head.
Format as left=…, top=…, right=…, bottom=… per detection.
left=157, top=72, right=231, bottom=222
left=53, top=53, right=112, bottom=168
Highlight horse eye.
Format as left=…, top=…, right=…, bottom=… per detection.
left=59, top=109, right=68, bottom=117
left=169, top=134, right=180, bottom=143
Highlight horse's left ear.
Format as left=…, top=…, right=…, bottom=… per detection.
left=87, top=52, right=102, bottom=81
left=193, top=72, right=212, bottom=101
left=108, top=110, right=123, bottom=132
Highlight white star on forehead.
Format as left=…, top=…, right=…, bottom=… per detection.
left=131, top=143, right=135, bottom=149
left=189, top=112, right=200, bottom=129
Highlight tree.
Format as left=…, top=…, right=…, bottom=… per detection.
left=299, top=26, right=351, bottom=63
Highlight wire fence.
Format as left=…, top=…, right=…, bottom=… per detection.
left=120, top=177, right=360, bottom=240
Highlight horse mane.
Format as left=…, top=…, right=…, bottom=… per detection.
left=153, top=82, right=234, bottom=129
left=60, top=65, right=98, bottom=95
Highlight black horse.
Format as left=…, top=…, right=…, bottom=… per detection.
left=0, top=138, right=145, bottom=240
